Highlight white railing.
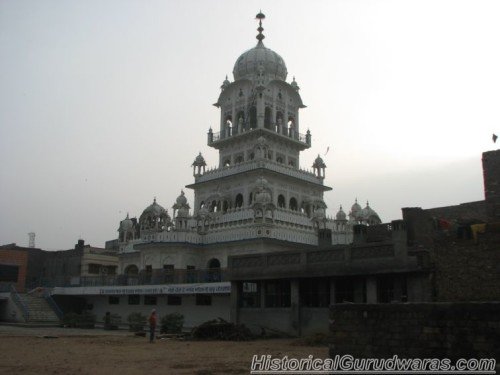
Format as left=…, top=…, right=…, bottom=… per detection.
left=194, top=159, right=323, bottom=185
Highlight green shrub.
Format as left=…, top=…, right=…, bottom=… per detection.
left=78, top=311, right=96, bottom=328
left=127, top=312, right=146, bottom=332
left=103, top=313, right=121, bottom=330
left=62, top=311, right=96, bottom=329
left=160, top=313, right=184, bottom=334
left=62, top=312, right=80, bottom=328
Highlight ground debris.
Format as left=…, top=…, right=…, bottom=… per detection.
left=191, top=318, right=253, bottom=341
left=156, top=333, right=185, bottom=340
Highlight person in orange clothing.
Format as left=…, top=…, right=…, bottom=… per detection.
left=148, top=309, right=157, bottom=343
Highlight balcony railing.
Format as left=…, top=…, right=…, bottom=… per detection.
left=193, top=158, right=325, bottom=186
left=25, top=268, right=227, bottom=288
left=208, top=126, right=311, bottom=147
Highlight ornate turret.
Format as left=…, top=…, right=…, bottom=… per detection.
left=192, top=152, right=207, bottom=176
left=336, top=205, right=347, bottom=221
left=139, top=198, right=172, bottom=232
left=172, top=190, right=191, bottom=231
left=312, top=155, right=326, bottom=178
left=118, top=213, right=138, bottom=243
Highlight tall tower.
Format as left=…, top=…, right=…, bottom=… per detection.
left=185, top=12, right=332, bottom=245
left=28, top=232, right=35, bottom=248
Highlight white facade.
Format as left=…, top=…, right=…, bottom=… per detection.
left=113, top=14, right=382, bottom=275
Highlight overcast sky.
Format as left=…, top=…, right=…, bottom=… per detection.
left=1, top=0, right=499, bottom=250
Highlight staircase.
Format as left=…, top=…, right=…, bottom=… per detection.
left=18, top=294, right=60, bottom=324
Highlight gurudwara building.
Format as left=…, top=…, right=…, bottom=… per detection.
left=51, top=13, right=383, bottom=330
left=5, top=13, right=415, bottom=334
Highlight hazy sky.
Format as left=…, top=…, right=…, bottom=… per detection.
left=1, top=0, right=499, bottom=250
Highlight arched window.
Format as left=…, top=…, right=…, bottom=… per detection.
left=223, top=200, right=229, bottom=212
left=249, top=152, right=255, bottom=160
left=208, top=258, right=221, bottom=269
left=125, top=265, right=139, bottom=276
left=288, top=117, right=296, bottom=137
left=249, top=106, right=257, bottom=129
left=207, top=258, right=221, bottom=282
left=249, top=192, right=253, bottom=205
left=211, top=200, right=217, bottom=212
left=276, top=112, right=283, bottom=133
left=276, top=156, right=283, bottom=164
left=236, top=111, right=245, bottom=132
left=223, top=159, right=231, bottom=167
left=235, top=194, right=243, bottom=208
left=278, top=195, right=286, bottom=208
left=264, top=107, right=272, bottom=129
left=200, top=201, right=205, bottom=209
left=289, top=197, right=298, bottom=211
left=235, top=155, right=243, bottom=163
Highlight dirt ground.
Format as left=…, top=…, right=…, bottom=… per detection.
left=0, top=325, right=329, bottom=375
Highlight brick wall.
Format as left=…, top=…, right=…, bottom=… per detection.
left=329, top=303, right=500, bottom=360
left=433, top=233, right=500, bottom=302
left=483, top=149, right=500, bottom=220
left=0, top=249, right=29, bottom=292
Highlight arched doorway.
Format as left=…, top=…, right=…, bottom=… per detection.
left=235, top=194, right=243, bottom=208
left=278, top=195, right=286, bottom=209
left=124, top=264, right=139, bottom=285
left=207, top=258, right=221, bottom=282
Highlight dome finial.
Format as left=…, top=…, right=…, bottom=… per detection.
left=256, top=11, right=265, bottom=42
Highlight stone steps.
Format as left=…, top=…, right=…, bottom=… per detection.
left=18, top=294, right=60, bottom=323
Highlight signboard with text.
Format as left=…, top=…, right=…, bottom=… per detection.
left=51, top=282, right=231, bottom=296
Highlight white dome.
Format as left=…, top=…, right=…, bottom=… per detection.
left=351, top=199, right=362, bottom=215
left=336, top=206, right=347, bottom=221
left=176, top=190, right=188, bottom=206
left=141, top=198, right=166, bottom=217
left=192, top=152, right=206, bottom=167
left=233, top=41, right=287, bottom=82
left=313, top=207, right=326, bottom=219
left=361, top=202, right=381, bottom=224
left=119, top=214, right=134, bottom=231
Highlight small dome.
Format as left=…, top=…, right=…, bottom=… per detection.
left=312, top=155, right=326, bottom=169
left=176, top=190, right=188, bottom=206
left=119, top=214, right=134, bottom=231
left=313, top=207, right=326, bottom=219
left=361, top=201, right=381, bottom=224
left=142, top=198, right=167, bottom=217
left=256, top=136, right=267, bottom=146
left=255, top=190, right=271, bottom=204
left=233, top=41, right=287, bottom=82
left=336, top=206, right=347, bottom=221
left=192, top=152, right=206, bottom=167
left=351, top=199, right=362, bottom=215
left=255, top=176, right=269, bottom=187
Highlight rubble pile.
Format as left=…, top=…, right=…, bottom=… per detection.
left=191, top=318, right=253, bottom=341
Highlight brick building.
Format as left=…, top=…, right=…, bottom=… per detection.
left=0, top=244, right=46, bottom=292
left=0, top=240, right=118, bottom=292
left=228, top=149, right=500, bottom=336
